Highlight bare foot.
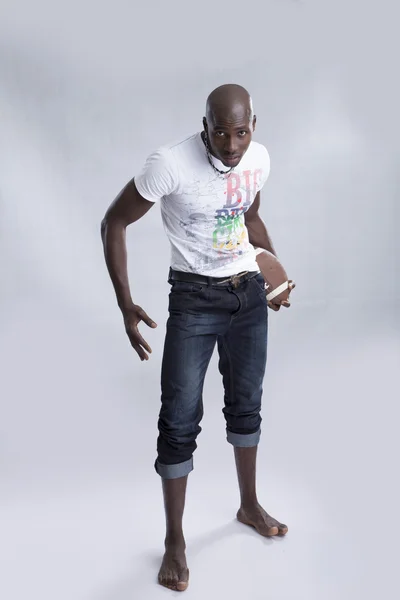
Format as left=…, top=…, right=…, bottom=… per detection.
left=237, top=503, right=288, bottom=537
left=158, top=536, right=189, bottom=592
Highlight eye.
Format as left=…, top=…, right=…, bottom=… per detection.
left=238, top=131, right=247, bottom=137
left=215, top=131, right=225, bottom=137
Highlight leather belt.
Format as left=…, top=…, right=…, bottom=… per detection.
left=169, top=268, right=259, bottom=289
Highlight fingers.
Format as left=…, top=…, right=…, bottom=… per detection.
left=123, top=306, right=157, bottom=361
left=135, top=330, right=152, bottom=354
left=131, top=342, right=149, bottom=362
left=267, top=301, right=280, bottom=311
left=137, top=307, right=157, bottom=329
left=129, top=330, right=152, bottom=361
left=279, top=281, right=296, bottom=308
left=125, top=323, right=152, bottom=360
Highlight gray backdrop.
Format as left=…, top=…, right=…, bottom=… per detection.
left=1, top=1, right=399, bottom=599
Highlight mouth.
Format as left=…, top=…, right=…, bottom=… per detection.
left=222, top=155, right=241, bottom=166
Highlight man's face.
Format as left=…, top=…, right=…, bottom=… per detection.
left=203, top=107, right=256, bottom=168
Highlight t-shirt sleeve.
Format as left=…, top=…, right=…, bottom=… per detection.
left=256, top=145, right=271, bottom=192
left=134, top=147, right=179, bottom=202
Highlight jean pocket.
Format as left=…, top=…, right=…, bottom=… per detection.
left=251, top=274, right=268, bottom=301
left=170, top=280, right=204, bottom=294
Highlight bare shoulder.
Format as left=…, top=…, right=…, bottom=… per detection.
left=103, top=178, right=155, bottom=227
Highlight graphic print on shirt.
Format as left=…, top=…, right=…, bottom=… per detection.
left=213, top=169, right=263, bottom=254
left=177, top=172, right=221, bottom=245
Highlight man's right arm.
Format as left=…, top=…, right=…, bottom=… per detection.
left=101, top=147, right=177, bottom=361
left=100, top=177, right=154, bottom=312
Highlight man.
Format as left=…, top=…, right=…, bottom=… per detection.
left=101, top=84, right=294, bottom=592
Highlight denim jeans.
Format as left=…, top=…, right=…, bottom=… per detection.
left=154, top=269, right=268, bottom=479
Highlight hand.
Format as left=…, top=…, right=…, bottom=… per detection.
left=267, top=280, right=296, bottom=311
left=122, top=304, right=157, bottom=361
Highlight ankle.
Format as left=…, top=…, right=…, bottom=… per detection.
left=240, top=498, right=259, bottom=511
left=165, top=530, right=186, bottom=548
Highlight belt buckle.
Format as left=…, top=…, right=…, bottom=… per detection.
left=230, top=274, right=241, bottom=289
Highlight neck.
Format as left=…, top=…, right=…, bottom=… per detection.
left=201, top=131, right=234, bottom=176
left=200, top=131, right=214, bottom=158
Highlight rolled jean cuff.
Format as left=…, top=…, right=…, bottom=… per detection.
left=226, top=428, right=261, bottom=447
left=154, top=457, right=194, bottom=479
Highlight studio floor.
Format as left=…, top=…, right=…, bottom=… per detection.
left=1, top=304, right=398, bottom=599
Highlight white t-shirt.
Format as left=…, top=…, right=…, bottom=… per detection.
left=135, top=132, right=271, bottom=277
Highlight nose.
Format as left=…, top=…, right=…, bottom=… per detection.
left=224, top=139, right=238, bottom=155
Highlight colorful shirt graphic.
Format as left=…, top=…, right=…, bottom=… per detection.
left=135, top=132, right=270, bottom=277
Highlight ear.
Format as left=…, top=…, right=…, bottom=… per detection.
left=252, top=115, right=257, bottom=131
left=203, top=117, right=208, bottom=132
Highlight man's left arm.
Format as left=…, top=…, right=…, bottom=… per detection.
left=245, top=192, right=296, bottom=311
left=244, top=192, right=277, bottom=256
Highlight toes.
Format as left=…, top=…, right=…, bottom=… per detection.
left=278, top=524, right=288, bottom=535
left=176, top=568, right=189, bottom=591
left=266, top=515, right=288, bottom=536
left=158, top=578, right=171, bottom=590
left=254, top=521, right=279, bottom=536
left=262, top=525, right=279, bottom=536
left=271, top=517, right=288, bottom=535
left=261, top=516, right=280, bottom=536
left=237, top=508, right=287, bottom=538
left=158, top=567, right=189, bottom=592
left=177, top=581, right=189, bottom=591
left=158, top=570, right=176, bottom=590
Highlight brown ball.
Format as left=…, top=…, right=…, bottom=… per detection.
left=255, top=249, right=290, bottom=304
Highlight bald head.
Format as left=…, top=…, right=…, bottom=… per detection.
left=205, top=84, right=254, bottom=124
left=202, top=84, right=256, bottom=169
